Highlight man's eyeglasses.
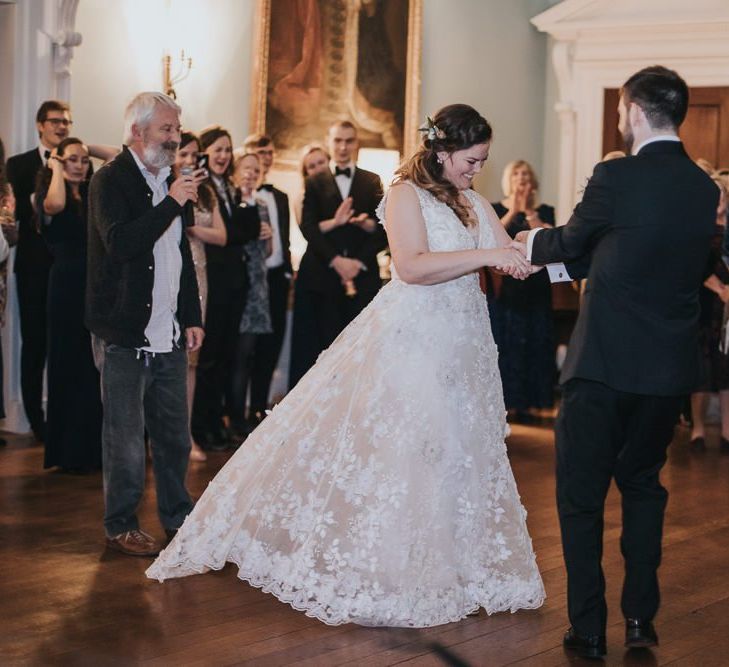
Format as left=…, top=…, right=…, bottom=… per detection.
left=44, top=118, right=73, bottom=127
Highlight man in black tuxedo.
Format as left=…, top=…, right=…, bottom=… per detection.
left=242, top=134, right=292, bottom=425
left=6, top=100, right=71, bottom=442
left=517, top=66, right=718, bottom=658
left=292, top=120, right=386, bottom=386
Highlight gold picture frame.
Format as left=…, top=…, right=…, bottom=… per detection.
left=250, top=0, right=422, bottom=167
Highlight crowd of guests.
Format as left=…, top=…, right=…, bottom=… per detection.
left=0, top=93, right=392, bottom=554
left=0, top=92, right=728, bottom=553
left=689, top=162, right=729, bottom=451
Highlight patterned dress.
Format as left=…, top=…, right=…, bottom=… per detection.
left=187, top=205, right=213, bottom=367
left=239, top=198, right=272, bottom=334
left=147, top=183, right=545, bottom=627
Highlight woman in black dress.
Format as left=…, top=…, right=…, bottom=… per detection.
left=690, top=176, right=729, bottom=452
left=289, top=144, right=331, bottom=390
left=489, top=160, right=556, bottom=422
left=38, top=137, right=102, bottom=471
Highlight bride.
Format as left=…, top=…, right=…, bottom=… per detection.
left=147, top=104, right=546, bottom=627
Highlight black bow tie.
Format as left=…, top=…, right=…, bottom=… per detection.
left=258, top=183, right=274, bottom=192
left=335, top=166, right=352, bottom=178
left=44, top=150, right=51, bottom=161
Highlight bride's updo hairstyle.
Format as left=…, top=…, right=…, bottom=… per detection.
left=393, top=104, right=492, bottom=226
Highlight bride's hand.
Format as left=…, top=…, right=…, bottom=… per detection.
left=504, top=240, right=536, bottom=280
left=485, top=245, right=530, bottom=279
left=508, top=240, right=527, bottom=254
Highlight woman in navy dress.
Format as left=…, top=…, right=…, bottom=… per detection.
left=489, top=160, right=556, bottom=421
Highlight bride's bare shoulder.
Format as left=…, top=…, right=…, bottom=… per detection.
left=385, top=182, right=421, bottom=210
left=383, top=183, right=427, bottom=231
left=389, top=181, right=418, bottom=196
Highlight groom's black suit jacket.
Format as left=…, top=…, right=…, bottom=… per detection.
left=532, top=141, right=718, bottom=396
left=298, top=167, right=386, bottom=295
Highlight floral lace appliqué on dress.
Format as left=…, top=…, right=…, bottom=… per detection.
left=146, top=182, right=546, bottom=627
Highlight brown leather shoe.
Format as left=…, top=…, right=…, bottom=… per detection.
left=106, top=529, right=161, bottom=557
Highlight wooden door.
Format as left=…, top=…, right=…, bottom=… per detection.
left=602, top=86, right=729, bottom=169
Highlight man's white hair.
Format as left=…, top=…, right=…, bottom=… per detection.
left=123, top=92, right=181, bottom=144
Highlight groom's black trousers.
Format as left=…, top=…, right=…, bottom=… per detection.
left=555, top=378, right=683, bottom=636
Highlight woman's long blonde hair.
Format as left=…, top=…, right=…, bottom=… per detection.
left=393, top=104, right=492, bottom=227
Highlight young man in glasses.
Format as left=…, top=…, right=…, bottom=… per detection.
left=6, top=100, right=72, bottom=442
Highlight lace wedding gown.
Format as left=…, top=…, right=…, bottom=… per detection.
left=147, top=183, right=545, bottom=627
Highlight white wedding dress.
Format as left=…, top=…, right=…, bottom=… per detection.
left=146, top=182, right=545, bottom=627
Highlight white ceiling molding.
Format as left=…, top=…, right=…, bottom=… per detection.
left=531, top=0, right=729, bottom=221
left=9, top=0, right=82, bottom=150
left=48, top=0, right=82, bottom=99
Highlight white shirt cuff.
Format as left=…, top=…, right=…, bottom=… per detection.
left=546, top=263, right=572, bottom=283
left=526, top=227, right=542, bottom=262
left=526, top=227, right=571, bottom=283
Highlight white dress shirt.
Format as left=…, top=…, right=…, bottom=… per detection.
left=130, top=148, right=182, bottom=353
left=37, top=144, right=52, bottom=164
left=332, top=161, right=355, bottom=200
left=631, top=134, right=680, bottom=156
left=211, top=174, right=233, bottom=216
left=255, top=186, right=284, bottom=268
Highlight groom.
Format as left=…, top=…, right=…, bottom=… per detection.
left=517, top=66, right=719, bottom=658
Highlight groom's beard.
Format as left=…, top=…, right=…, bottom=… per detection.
left=621, top=126, right=634, bottom=154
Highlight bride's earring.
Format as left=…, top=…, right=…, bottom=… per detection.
left=437, top=156, right=443, bottom=164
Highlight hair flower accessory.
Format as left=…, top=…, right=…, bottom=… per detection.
left=419, top=116, right=446, bottom=142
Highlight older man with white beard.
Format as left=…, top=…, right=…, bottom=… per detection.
left=86, top=92, right=205, bottom=557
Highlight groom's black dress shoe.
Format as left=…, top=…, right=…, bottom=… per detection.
left=625, top=618, right=658, bottom=648
left=563, top=627, right=606, bottom=659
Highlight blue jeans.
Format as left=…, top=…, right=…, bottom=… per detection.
left=92, top=335, right=193, bottom=537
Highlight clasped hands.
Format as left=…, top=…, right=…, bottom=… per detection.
left=331, top=255, right=363, bottom=283
left=493, top=232, right=542, bottom=280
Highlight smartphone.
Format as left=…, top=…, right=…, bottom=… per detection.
left=196, top=154, right=209, bottom=171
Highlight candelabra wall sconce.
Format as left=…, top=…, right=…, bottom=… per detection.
left=162, top=50, right=192, bottom=100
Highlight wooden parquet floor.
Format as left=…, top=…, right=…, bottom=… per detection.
left=1, top=422, right=729, bottom=666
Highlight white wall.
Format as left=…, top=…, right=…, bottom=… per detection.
left=420, top=0, right=558, bottom=203
left=72, top=0, right=256, bottom=147
left=0, top=3, right=15, bottom=151
left=540, top=34, right=561, bottom=213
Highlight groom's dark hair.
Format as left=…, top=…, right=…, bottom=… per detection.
left=621, top=66, right=689, bottom=130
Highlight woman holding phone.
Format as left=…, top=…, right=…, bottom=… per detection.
left=38, top=138, right=102, bottom=471
left=174, top=131, right=226, bottom=462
